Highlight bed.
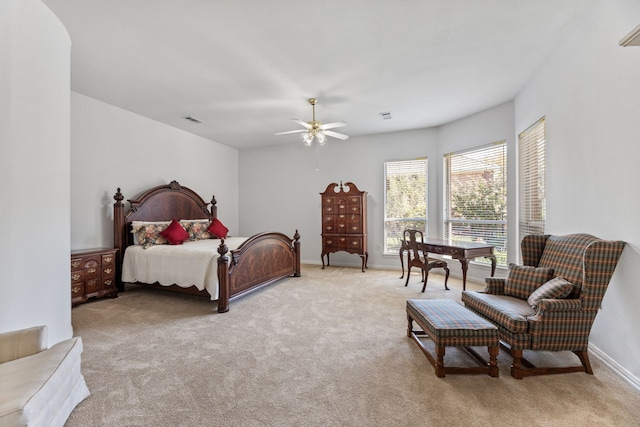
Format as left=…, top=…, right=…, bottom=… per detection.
left=113, top=180, right=301, bottom=313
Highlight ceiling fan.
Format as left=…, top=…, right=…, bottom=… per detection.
left=275, top=98, right=349, bottom=145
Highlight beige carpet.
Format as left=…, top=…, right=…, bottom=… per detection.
left=68, top=265, right=639, bottom=426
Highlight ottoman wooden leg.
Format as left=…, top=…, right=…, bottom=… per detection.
left=489, top=345, right=499, bottom=377
left=435, top=346, right=446, bottom=378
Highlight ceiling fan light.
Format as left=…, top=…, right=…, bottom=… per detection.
left=316, top=131, right=327, bottom=145
left=301, top=132, right=313, bottom=146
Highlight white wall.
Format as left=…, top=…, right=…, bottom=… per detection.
left=239, top=101, right=514, bottom=282
left=515, top=0, right=640, bottom=383
left=0, top=0, right=72, bottom=345
left=239, top=127, right=440, bottom=270
left=70, top=92, right=240, bottom=250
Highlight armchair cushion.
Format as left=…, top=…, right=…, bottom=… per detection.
left=504, top=264, right=554, bottom=300
left=527, top=277, right=573, bottom=308
left=461, top=291, right=534, bottom=334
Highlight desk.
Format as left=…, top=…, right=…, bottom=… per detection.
left=399, top=238, right=496, bottom=291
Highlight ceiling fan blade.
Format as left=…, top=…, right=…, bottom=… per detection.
left=325, top=130, right=349, bottom=140
left=320, top=121, right=346, bottom=130
left=275, top=129, right=305, bottom=135
left=292, top=119, right=312, bottom=129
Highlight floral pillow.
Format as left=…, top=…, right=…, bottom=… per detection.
left=131, top=221, right=170, bottom=249
left=180, top=219, right=212, bottom=241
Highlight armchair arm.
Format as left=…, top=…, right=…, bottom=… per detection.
left=481, top=277, right=506, bottom=294
left=0, top=325, right=48, bottom=364
left=535, top=298, right=582, bottom=313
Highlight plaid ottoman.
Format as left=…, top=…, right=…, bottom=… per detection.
left=407, top=298, right=499, bottom=377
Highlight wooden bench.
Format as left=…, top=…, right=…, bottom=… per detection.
left=406, top=299, right=499, bottom=377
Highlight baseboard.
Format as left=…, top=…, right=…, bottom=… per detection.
left=589, top=343, right=640, bottom=392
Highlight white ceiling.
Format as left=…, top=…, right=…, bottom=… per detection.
left=42, top=0, right=596, bottom=150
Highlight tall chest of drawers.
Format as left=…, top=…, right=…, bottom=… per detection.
left=320, top=181, right=368, bottom=272
left=70, top=248, right=118, bottom=306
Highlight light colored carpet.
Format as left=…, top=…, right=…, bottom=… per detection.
left=68, top=265, right=640, bottom=426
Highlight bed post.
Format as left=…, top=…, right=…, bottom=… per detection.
left=113, top=188, right=125, bottom=292
left=294, top=229, right=301, bottom=277
left=210, top=195, right=217, bottom=220
left=217, top=239, right=230, bottom=313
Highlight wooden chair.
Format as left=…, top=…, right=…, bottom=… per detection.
left=403, top=229, right=450, bottom=291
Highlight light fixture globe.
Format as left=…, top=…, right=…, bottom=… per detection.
left=300, top=132, right=313, bottom=146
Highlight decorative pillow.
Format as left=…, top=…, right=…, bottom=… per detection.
left=131, top=222, right=169, bottom=249
left=527, top=277, right=574, bottom=309
left=180, top=219, right=212, bottom=241
left=504, top=264, right=555, bottom=300
left=160, top=219, right=189, bottom=245
left=208, top=218, right=229, bottom=239
left=131, top=221, right=170, bottom=245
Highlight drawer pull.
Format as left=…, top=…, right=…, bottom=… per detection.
left=72, top=286, right=81, bottom=294
left=327, top=240, right=333, bottom=245
left=339, top=224, right=345, bottom=228
left=326, top=226, right=332, bottom=231
left=352, top=226, right=359, bottom=231
left=87, top=268, right=97, bottom=274
left=339, top=205, right=345, bottom=209
left=71, top=261, right=81, bottom=268
left=104, top=268, right=113, bottom=274
left=326, top=207, right=333, bottom=212
left=72, top=273, right=81, bottom=281
left=104, top=256, right=113, bottom=263
left=104, top=280, right=113, bottom=286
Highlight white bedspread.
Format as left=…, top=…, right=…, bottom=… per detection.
left=121, top=237, right=247, bottom=300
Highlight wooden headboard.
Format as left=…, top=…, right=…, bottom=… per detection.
left=113, top=180, right=217, bottom=288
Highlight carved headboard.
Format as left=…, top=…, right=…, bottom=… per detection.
left=113, top=180, right=217, bottom=288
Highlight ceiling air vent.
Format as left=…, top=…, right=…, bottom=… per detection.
left=183, top=116, right=202, bottom=124
left=620, top=24, right=640, bottom=47
left=379, top=112, right=392, bottom=120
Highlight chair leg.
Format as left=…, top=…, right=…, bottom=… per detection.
left=443, top=267, right=450, bottom=290
left=574, top=350, right=593, bottom=374
left=421, top=269, right=429, bottom=292
left=404, top=266, right=412, bottom=287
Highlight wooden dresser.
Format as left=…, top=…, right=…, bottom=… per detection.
left=70, top=248, right=118, bottom=306
left=320, top=181, right=368, bottom=272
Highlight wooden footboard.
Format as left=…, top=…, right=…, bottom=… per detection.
left=217, top=231, right=301, bottom=313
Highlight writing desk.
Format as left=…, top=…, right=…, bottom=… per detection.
left=399, top=238, right=496, bottom=291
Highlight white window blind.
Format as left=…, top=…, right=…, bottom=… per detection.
left=443, top=141, right=507, bottom=266
left=518, top=117, right=546, bottom=240
left=384, top=158, right=427, bottom=255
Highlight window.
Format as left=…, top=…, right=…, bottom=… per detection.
left=384, top=158, right=428, bottom=255
left=518, top=117, right=546, bottom=241
left=443, top=141, right=507, bottom=266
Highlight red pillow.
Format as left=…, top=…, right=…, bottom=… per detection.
left=208, top=218, right=229, bottom=239
left=160, top=219, right=189, bottom=245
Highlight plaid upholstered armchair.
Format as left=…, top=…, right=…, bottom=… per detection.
left=462, top=233, right=625, bottom=379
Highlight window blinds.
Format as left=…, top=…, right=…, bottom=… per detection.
left=443, top=141, right=507, bottom=265
left=518, top=117, right=546, bottom=239
left=384, top=158, right=427, bottom=254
